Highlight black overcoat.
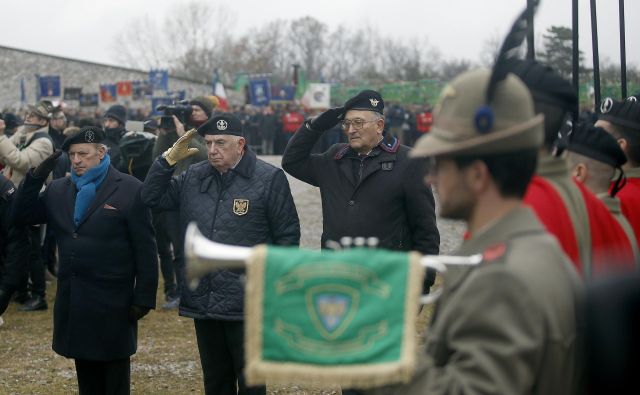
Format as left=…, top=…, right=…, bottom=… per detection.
left=282, top=124, right=440, bottom=254
left=14, top=166, right=158, bottom=360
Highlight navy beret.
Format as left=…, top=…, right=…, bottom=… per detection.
left=599, top=97, right=640, bottom=132
left=61, top=126, right=106, bottom=151
left=343, top=90, right=384, bottom=114
left=568, top=123, right=627, bottom=168
left=197, top=113, right=244, bottom=137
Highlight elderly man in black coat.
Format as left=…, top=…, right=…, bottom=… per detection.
left=141, top=113, right=300, bottom=395
left=282, top=90, right=440, bottom=284
left=13, top=126, right=158, bottom=395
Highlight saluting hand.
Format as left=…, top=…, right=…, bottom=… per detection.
left=163, top=128, right=199, bottom=166
left=308, top=107, right=345, bottom=132
left=32, top=150, right=63, bottom=179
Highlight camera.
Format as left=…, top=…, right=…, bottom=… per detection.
left=156, top=100, right=193, bottom=130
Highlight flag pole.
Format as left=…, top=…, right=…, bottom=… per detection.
left=590, top=0, right=601, bottom=113
left=572, top=0, right=580, bottom=120
left=619, top=0, right=627, bottom=99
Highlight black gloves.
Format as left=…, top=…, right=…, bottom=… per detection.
left=308, top=107, right=345, bottom=132
left=32, top=150, right=62, bottom=179
left=128, top=305, right=150, bottom=323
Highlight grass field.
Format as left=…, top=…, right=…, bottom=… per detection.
left=0, top=275, right=433, bottom=395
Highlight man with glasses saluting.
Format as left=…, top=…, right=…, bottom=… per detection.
left=282, top=90, right=440, bottom=288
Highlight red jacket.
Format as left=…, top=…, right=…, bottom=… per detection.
left=524, top=175, right=581, bottom=268
left=416, top=112, right=433, bottom=133
left=617, top=174, right=640, bottom=248
left=282, top=112, right=304, bottom=133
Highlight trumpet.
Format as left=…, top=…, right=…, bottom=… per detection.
left=184, top=222, right=482, bottom=304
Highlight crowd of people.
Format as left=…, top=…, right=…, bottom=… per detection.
left=0, top=17, right=640, bottom=395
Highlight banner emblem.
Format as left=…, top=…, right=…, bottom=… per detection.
left=308, top=285, right=358, bottom=340
left=233, top=199, right=249, bottom=216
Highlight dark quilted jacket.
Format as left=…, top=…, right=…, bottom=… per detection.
left=141, top=149, right=300, bottom=320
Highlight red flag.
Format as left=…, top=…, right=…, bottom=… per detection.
left=117, top=81, right=132, bottom=97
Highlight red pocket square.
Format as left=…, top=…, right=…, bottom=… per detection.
left=103, top=204, right=118, bottom=210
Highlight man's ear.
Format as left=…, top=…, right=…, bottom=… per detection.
left=617, top=137, right=628, bottom=154
left=237, top=137, right=246, bottom=151
left=467, top=160, right=491, bottom=193
left=572, top=163, right=588, bottom=183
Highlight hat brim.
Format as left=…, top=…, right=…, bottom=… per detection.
left=598, top=114, right=640, bottom=132
left=410, top=114, right=544, bottom=158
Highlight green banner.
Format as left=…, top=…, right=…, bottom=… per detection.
left=245, top=246, right=423, bottom=388
left=331, top=79, right=445, bottom=107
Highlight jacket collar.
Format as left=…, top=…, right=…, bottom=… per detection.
left=445, top=207, right=545, bottom=294
left=229, top=147, right=256, bottom=178
left=626, top=167, right=640, bottom=178
left=536, top=154, right=570, bottom=182
left=333, top=135, right=399, bottom=160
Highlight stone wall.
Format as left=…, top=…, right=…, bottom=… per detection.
left=0, top=45, right=212, bottom=111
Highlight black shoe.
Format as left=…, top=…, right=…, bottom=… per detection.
left=19, top=296, right=48, bottom=311
left=0, top=289, right=11, bottom=316
left=13, top=291, right=30, bottom=304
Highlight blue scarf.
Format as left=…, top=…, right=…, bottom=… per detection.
left=71, top=154, right=111, bottom=227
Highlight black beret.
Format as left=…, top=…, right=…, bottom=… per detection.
left=568, top=123, right=627, bottom=168
left=599, top=97, right=640, bottom=131
left=343, top=90, right=384, bottom=114
left=197, top=113, right=243, bottom=137
left=505, top=59, right=577, bottom=112
left=61, top=126, right=106, bottom=151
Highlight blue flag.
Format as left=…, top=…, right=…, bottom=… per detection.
left=249, top=78, right=271, bottom=106
left=271, top=85, right=296, bottom=102
left=99, top=84, right=117, bottom=102
left=38, top=75, right=61, bottom=98
left=149, top=69, right=169, bottom=91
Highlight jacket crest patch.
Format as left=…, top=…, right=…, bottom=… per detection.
left=233, top=199, right=249, bottom=216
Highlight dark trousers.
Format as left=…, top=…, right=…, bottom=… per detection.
left=194, top=319, right=265, bottom=395
left=19, top=226, right=45, bottom=297
left=74, top=358, right=130, bottom=395
left=152, top=210, right=183, bottom=299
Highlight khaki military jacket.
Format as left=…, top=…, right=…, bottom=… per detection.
left=537, top=154, right=592, bottom=274
left=370, top=207, right=583, bottom=395
left=598, top=193, right=639, bottom=265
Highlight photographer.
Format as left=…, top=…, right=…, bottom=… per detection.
left=151, top=96, right=215, bottom=309
left=102, top=104, right=128, bottom=171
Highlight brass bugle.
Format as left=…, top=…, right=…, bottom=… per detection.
left=184, top=222, right=482, bottom=303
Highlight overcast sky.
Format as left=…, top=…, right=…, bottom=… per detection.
left=1, top=0, right=637, bottom=70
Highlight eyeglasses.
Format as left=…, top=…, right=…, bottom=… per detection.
left=341, top=119, right=378, bottom=131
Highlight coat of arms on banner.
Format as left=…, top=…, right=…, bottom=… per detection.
left=233, top=199, right=249, bottom=216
